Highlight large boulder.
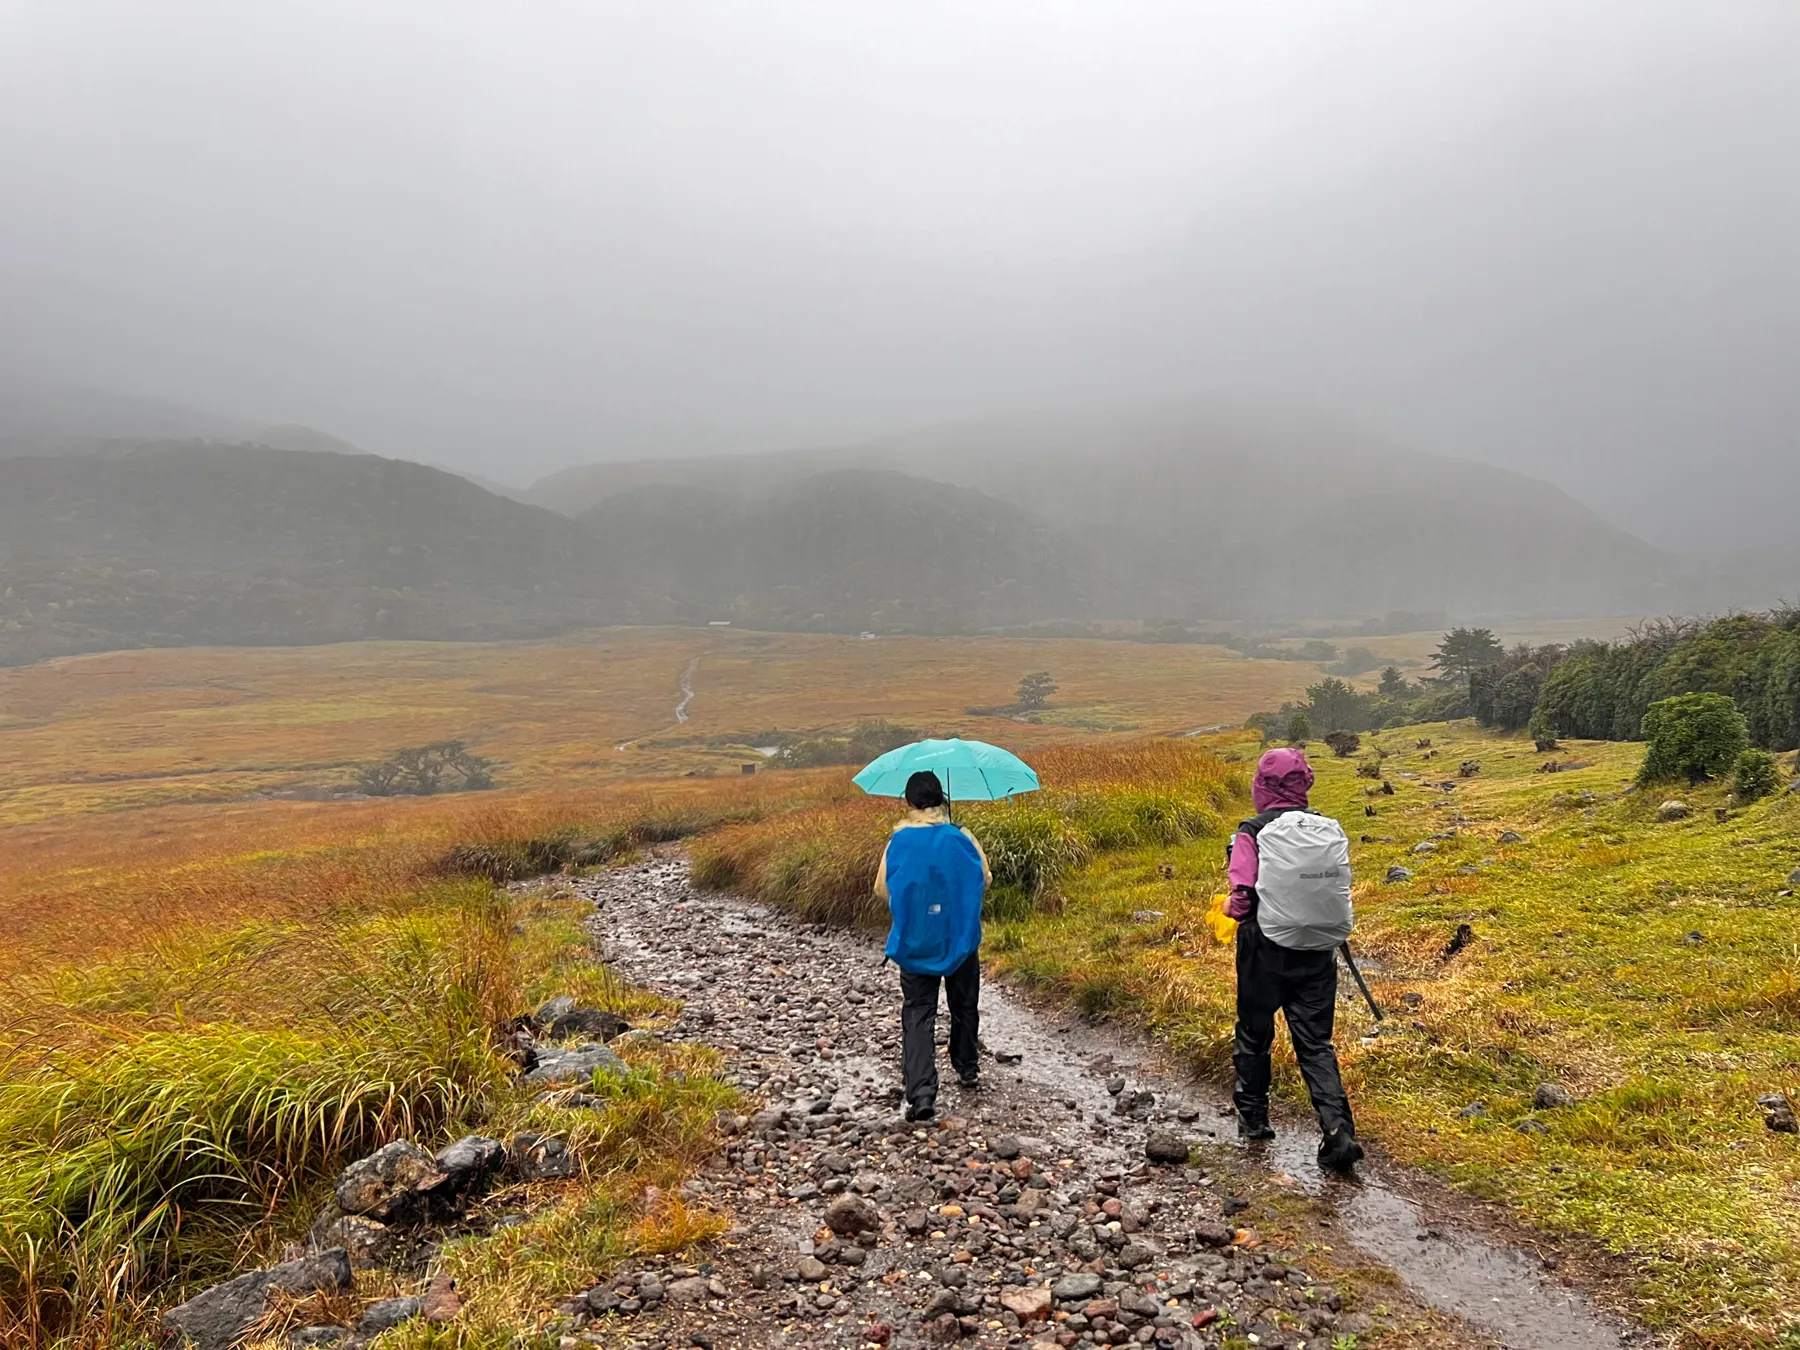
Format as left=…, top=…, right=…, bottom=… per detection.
left=510, top=1131, right=579, bottom=1180
left=356, top=1296, right=423, bottom=1336
left=307, top=1210, right=395, bottom=1269
left=333, top=1141, right=443, bottom=1222
left=1052, top=1272, right=1103, bottom=1303
left=162, top=1249, right=351, bottom=1350
left=523, top=1042, right=628, bottom=1085
left=1144, top=1129, right=1192, bottom=1165
left=547, top=1007, right=631, bottom=1042
left=822, top=1193, right=881, bottom=1237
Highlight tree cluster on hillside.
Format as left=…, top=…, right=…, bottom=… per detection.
left=968, top=671, right=1062, bottom=718
left=1246, top=675, right=1424, bottom=739
left=357, top=740, right=495, bottom=795
left=1244, top=612, right=1800, bottom=764
left=1535, top=612, right=1800, bottom=750
left=769, top=720, right=920, bottom=769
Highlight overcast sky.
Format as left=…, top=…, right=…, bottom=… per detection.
left=2, top=1, right=1796, bottom=545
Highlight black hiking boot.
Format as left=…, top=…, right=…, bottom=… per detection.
left=956, top=1068, right=981, bottom=1090
left=904, top=1098, right=937, bottom=1123
left=1237, top=1107, right=1275, bottom=1141
left=1318, top=1127, right=1364, bottom=1172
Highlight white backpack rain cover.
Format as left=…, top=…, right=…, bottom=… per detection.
left=1253, top=810, right=1353, bottom=950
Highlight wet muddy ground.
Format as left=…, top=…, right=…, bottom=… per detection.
left=554, top=856, right=1652, bottom=1350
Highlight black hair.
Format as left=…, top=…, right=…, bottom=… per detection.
left=904, top=770, right=946, bottom=810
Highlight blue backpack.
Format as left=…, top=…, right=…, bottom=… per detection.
left=884, top=824, right=985, bottom=975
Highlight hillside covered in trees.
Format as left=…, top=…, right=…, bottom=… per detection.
left=1254, top=612, right=1800, bottom=757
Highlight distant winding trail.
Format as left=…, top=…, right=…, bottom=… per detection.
left=614, top=658, right=701, bottom=751
left=675, top=658, right=699, bottom=724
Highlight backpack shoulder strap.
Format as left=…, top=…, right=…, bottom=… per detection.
left=1238, top=806, right=1307, bottom=838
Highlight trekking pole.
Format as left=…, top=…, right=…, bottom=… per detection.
left=1339, top=943, right=1384, bottom=1022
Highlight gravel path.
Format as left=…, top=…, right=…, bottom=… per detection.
left=552, top=856, right=1629, bottom=1350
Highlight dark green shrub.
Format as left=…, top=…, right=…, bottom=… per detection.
left=1284, top=710, right=1311, bottom=744
left=1323, top=730, right=1361, bottom=758
left=770, top=737, right=851, bottom=768
left=358, top=740, right=495, bottom=796
left=1327, top=647, right=1381, bottom=677
left=1245, top=711, right=1284, bottom=743
left=1637, top=692, right=1749, bottom=786
left=845, top=719, right=919, bottom=763
left=1016, top=671, right=1059, bottom=710
left=1731, top=748, right=1780, bottom=802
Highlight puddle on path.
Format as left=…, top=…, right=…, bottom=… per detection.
left=975, top=981, right=1637, bottom=1350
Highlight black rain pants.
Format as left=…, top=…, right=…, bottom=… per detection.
left=899, top=950, right=980, bottom=1109
left=1233, top=917, right=1355, bottom=1136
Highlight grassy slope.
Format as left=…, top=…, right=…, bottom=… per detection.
left=985, top=725, right=1800, bottom=1347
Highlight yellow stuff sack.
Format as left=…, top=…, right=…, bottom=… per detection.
left=1203, top=893, right=1238, bottom=945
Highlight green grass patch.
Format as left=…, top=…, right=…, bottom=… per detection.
left=983, top=724, right=1800, bottom=1345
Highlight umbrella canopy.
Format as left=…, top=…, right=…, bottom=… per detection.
left=853, top=738, right=1040, bottom=802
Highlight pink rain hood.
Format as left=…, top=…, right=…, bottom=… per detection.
left=1251, top=746, right=1314, bottom=812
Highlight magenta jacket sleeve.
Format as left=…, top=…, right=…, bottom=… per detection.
left=1225, top=830, right=1258, bottom=919
left=1227, top=830, right=1259, bottom=890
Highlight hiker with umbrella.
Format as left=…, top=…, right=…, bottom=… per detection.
left=859, top=738, right=1038, bottom=1122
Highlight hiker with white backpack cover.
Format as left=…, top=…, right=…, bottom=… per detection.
left=1225, top=746, right=1365, bottom=1171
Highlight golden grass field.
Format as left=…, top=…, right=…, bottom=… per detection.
left=0, top=626, right=1323, bottom=824
left=0, top=627, right=1323, bottom=974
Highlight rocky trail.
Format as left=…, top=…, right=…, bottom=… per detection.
left=552, top=856, right=1649, bottom=1350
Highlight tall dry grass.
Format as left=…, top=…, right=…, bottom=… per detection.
left=0, top=775, right=850, bottom=982
left=0, top=872, right=709, bottom=1348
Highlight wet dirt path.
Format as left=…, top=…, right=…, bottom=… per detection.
left=560, top=857, right=1649, bottom=1350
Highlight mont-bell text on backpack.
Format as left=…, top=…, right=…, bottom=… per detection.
left=1254, top=812, right=1354, bottom=951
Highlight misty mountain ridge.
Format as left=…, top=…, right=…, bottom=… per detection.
left=579, top=469, right=1095, bottom=633
left=532, top=402, right=1686, bottom=618
left=0, top=402, right=1789, bottom=666
left=0, top=446, right=1088, bottom=664
left=0, top=383, right=371, bottom=464
left=0, top=443, right=647, bottom=664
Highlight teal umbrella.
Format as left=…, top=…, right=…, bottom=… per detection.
left=853, top=737, right=1040, bottom=803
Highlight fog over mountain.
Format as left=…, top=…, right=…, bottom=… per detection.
left=2, top=3, right=1797, bottom=557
